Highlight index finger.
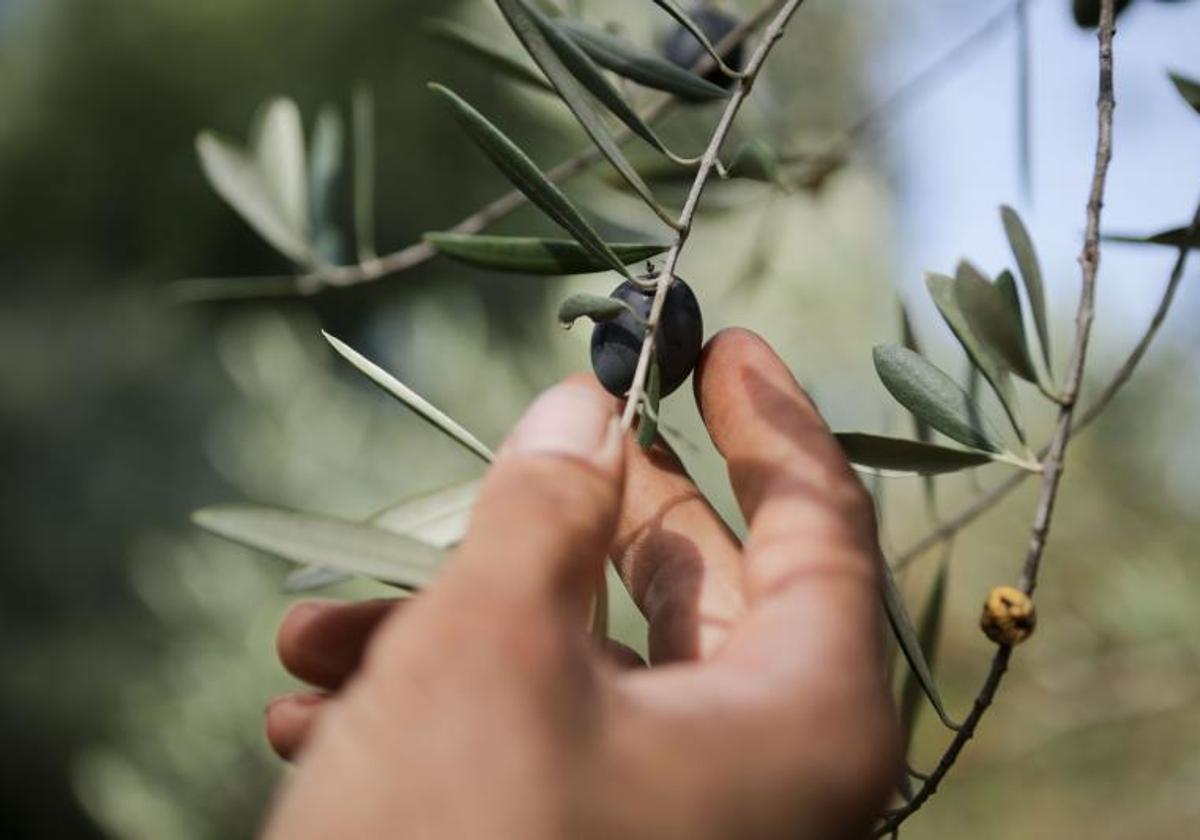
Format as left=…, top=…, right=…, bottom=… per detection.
left=693, top=329, right=884, bottom=682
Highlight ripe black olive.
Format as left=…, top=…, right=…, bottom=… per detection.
left=1072, top=0, right=1133, bottom=27
left=590, top=277, right=703, bottom=399
left=662, top=5, right=743, bottom=88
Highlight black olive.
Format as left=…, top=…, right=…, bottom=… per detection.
left=1072, top=0, right=1134, bottom=27
left=590, top=277, right=703, bottom=398
left=662, top=5, right=743, bottom=88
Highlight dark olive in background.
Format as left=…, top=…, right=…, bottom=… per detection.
left=1072, top=0, right=1135, bottom=26
left=590, top=277, right=703, bottom=398
left=662, top=5, right=743, bottom=88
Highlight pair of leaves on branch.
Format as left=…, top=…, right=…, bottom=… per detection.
left=839, top=206, right=1054, bottom=477
left=188, top=91, right=378, bottom=298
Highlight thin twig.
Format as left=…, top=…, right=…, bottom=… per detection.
left=618, top=0, right=809, bottom=430
left=876, top=3, right=1117, bottom=832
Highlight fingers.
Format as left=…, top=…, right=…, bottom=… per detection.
left=612, top=431, right=744, bottom=664
left=434, top=377, right=625, bottom=630
left=265, top=692, right=328, bottom=761
left=277, top=599, right=400, bottom=690
left=693, top=329, right=884, bottom=680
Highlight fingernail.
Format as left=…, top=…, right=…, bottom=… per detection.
left=508, top=383, right=620, bottom=466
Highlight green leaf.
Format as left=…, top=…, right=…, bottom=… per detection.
left=558, top=293, right=639, bottom=328
left=1169, top=71, right=1200, bottom=116
left=194, top=505, right=446, bottom=589
left=872, top=345, right=1004, bottom=454
left=425, top=18, right=554, bottom=93
left=309, top=105, right=346, bottom=265
left=899, top=549, right=951, bottom=749
left=370, top=480, right=480, bottom=548
left=323, top=331, right=494, bottom=463
left=287, top=480, right=481, bottom=595
left=1102, top=226, right=1200, bottom=249
left=1000, top=205, right=1051, bottom=371
left=195, top=132, right=314, bottom=265
left=352, top=86, right=377, bottom=263
left=556, top=20, right=730, bottom=103
left=530, top=12, right=679, bottom=155
left=835, top=433, right=994, bottom=476
left=955, top=261, right=1038, bottom=383
left=284, top=565, right=353, bottom=594
left=492, top=0, right=675, bottom=225
left=898, top=303, right=931, bottom=445
left=882, top=559, right=959, bottom=732
left=926, top=272, right=1025, bottom=443
left=425, top=233, right=668, bottom=274
left=252, top=98, right=310, bottom=247
left=638, top=359, right=661, bottom=449
left=649, top=0, right=741, bottom=78
left=726, top=140, right=780, bottom=184
left=428, top=83, right=632, bottom=279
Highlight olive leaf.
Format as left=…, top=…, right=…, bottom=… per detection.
left=558, top=293, right=640, bottom=328
left=1000, top=205, right=1051, bottom=371
left=725, top=139, right=780, bottom=184
left=1102, top=226, right=1200, bottom=249
left=195, top=131, right=314, bottom=266
left=352, top=86, right=377, bottom=263
left=492, top=0, right=676, bottom=226
left=898, top=303, right=931, bottom=445
left=252, top=98, right=310, bottom=248
left=309, top=105, right=346, bottom=265
left=531, top=7, right=676, bottom=155
left=899, top=548, right=951, bottom=749
left=429, top=83, right=631, bottom=279
left=284, top=565, right=355, bottom=594
left=1169, top=71, right=1200, bottom=116
left=638, top=360, right=662, bottom=450
left=193, top=505, right=447, bottom=590
left=649, top=0, right=742, bottom=78
left=323, top=331, right=494, bottom=463
left=425, top=233, right=668, bottom=274
left=955, top=261, right=1038, bottom=383
left=556, top=20, right=729, bottom=102
left=835, top=433, right=994, bottom=476
left=425, top=18, right=554, bottom=93
left=872, top=345, right=1004, bottom=454
left=370, top=480, right=480, bottom=548
left=882, top=558, right=959, bottom=732
left=926, top=272, right=1026, bottom=443
left=288, top=480, right=481, bottom=595
left=898, top=303, right=937, bottom=510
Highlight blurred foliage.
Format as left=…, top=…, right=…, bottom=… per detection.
left=1, top=0, right=1199, bottom=838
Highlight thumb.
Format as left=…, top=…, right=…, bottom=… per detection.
left=437, top=376, right=625, bottom=627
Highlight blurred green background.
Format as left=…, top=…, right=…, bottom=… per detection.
left=2, top=0, right=1198, bottom=837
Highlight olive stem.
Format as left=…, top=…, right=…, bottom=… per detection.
left=619, top=0, right=809, bottom=431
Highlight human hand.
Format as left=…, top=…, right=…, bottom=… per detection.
left=264, top=329, right=900, bottom=839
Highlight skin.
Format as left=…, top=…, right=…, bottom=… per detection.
left=263, top=329, right=900, bottom=839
